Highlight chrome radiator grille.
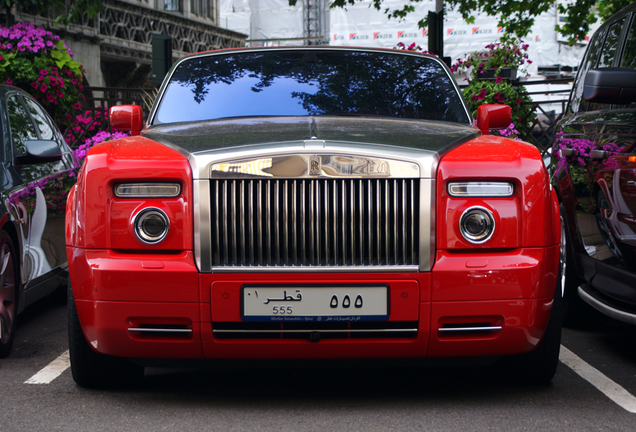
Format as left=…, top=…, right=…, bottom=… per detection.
left=209, top=179, right=419, bottom=268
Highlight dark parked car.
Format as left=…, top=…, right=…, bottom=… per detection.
left=553, top=3, right=636, bottom=325
left=0, top=85, right=77, bottom=357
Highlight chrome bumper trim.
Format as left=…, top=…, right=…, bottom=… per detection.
left=438, top=326, right=503, bottom=333
left=213, top=328, right=418, bottom=334
left=128, top=328, right=193, bottom=334
left=210, top=265, right=421, bottom=273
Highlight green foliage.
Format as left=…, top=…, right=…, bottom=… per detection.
left=450, top=36, right=535, bottom=138
left=597, top=0, right=636, bottom=21
left=1, top=1, right=104, bottom=25
left=463, top=80, right=534, bottom=127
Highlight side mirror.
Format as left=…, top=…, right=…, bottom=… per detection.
left=583, top=68, right=636, bottom=105
left=15, top=140, right=63, bottom=165
left=110, top=105, right=143, bottom=136
left=476, top=104, right=512, bottom=136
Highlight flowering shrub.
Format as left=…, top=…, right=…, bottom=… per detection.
left=65, top=108, right=110, bottom=146
left=450, top=36, right=531, bottom=79
left=448, top=36, right=536, bottom=140
left=463, top=79, right=534, bottom=127
left=0, top=22, right=85, bottom=131
left=496, top=123, right=521, bottom=140
left=552, top=133, right=621, bottom=202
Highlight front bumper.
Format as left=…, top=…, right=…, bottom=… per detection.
left=67, top=245, right=559, bottom=360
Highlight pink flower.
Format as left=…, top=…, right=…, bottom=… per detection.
left=6, top=78, right=12, bottom=85
left=495, top=76, right=502, bottom=83
left=40, top=84, right=48, bottom=92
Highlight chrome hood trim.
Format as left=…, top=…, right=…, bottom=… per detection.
left=188, top=140, right=439, bottom=180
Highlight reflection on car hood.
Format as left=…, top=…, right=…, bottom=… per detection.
left=142, top=116, right=478, bottom=154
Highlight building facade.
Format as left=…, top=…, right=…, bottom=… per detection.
left=15, top=0, right=247, bottom=87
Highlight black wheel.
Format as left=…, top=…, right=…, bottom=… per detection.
left=68, top=279, right=144, bottom=388
left=0, top=231, right=18, bottom=358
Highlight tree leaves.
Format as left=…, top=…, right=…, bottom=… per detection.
left=314, top=0, right=635, bottom=43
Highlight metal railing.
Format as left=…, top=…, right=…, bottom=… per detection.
left=515, top=78, right=574, bottom=156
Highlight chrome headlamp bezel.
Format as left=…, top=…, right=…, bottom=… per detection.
left=133, top=207, right=170, bottom=244
left=459, top=206, right=496, bottom=244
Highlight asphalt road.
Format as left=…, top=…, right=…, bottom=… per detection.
left=1, top=294, right=635, bottom=431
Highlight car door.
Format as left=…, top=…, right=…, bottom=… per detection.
left=556, top=12, right=636, bottom=280
left=3, top=91, right=75, bottom=305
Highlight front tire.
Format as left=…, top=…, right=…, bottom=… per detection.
left=68, top=279, right=144, bottom=387
left=0, top=231, right=18, bottom=358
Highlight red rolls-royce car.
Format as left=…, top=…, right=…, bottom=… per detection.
left=65, top=47, right=562, bottom=387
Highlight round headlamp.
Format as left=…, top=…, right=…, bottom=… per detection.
left=134, top=208, right=170, bottom=244
left=459, top=206, right=495, bottom=244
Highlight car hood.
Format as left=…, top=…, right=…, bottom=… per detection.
left=142, top=116, right=478, bottom=155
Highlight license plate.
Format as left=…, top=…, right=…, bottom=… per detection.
left=242, top=286, right=388, bottom=322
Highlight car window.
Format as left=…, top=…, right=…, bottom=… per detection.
left=6, top=94, right=38, bottom=156
left=569, top=27, right=606, bottom=114
left=620, top=15, right=636, bottom=70
left=22, top=97, right=55, bottom=141
left=619, top=14, right=636, bottom=110
left=588, top=19, right=626, bottom=111
left=154, top=50, right=470, bottom=125
left=598, top=19, right=624, bottom=68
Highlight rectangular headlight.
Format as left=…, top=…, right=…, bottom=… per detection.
left=114, top=183, right=181, bottom=198
left=448, top=182, right=514, bottom=197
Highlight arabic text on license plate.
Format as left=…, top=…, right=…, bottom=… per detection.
left=242, top=286, right=388, bottom=322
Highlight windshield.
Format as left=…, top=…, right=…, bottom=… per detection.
left=153, top=49, right=470, bottom=125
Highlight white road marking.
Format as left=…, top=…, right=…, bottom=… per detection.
left=560, top=345, right=636, bottom=413
left=24, top=350, right=70, bottom=385
left=20, top=343, right=636, bottom=413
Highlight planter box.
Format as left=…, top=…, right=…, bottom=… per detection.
left=476, top=67, right=518, bottom=81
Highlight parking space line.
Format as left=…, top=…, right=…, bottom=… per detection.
left=24, top=350, right=70, bottom=385
left=560, top=345, right=636, bottom=413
